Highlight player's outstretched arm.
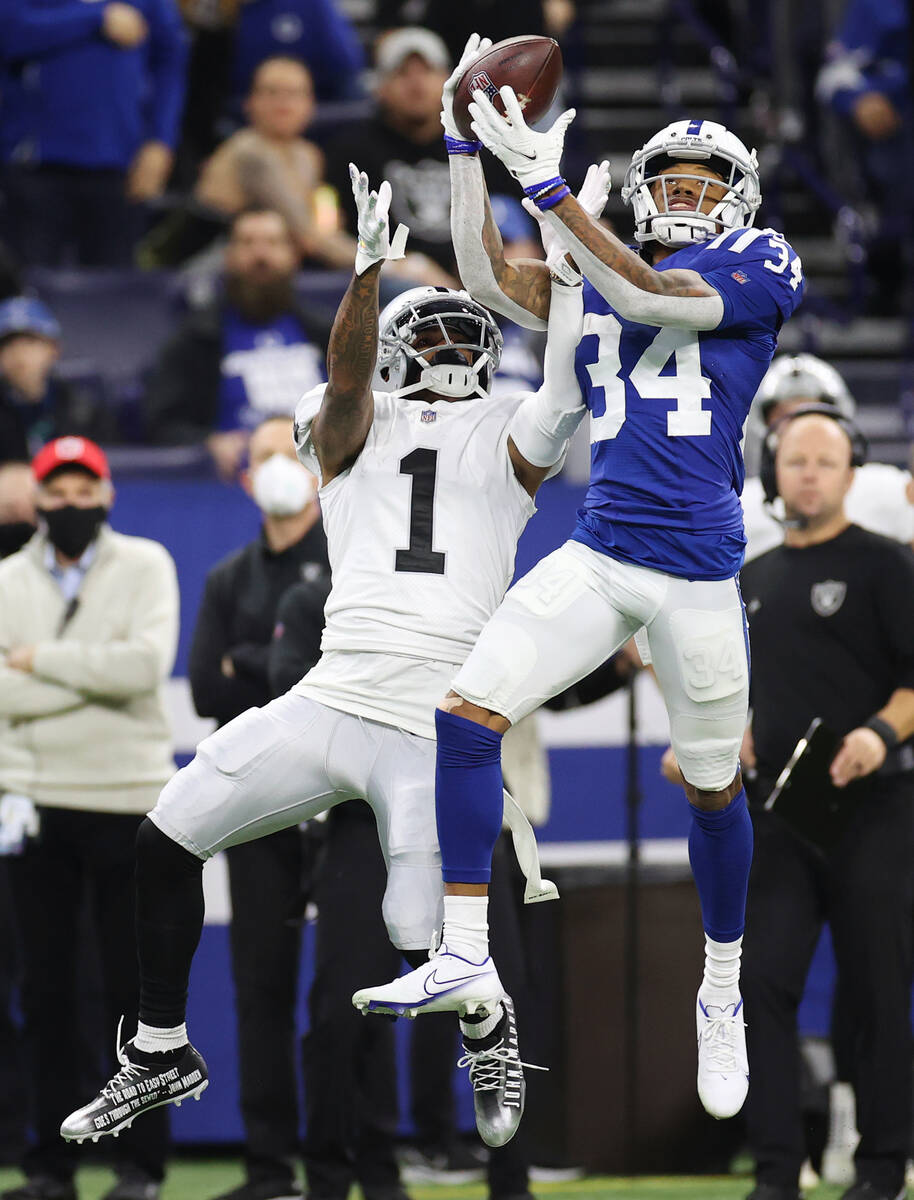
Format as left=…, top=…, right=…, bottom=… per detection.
left=312, top=165, right=408, bottom=482
left=507, top=275, right=586, bottom=497
left=443, top=34, right=551, bottom=330
left=469, top=87, right=724, bottom=331
left=449, top=155, right=552, bottom=329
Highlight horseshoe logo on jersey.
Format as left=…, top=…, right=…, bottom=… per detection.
left=810, top=579, right=846, bottom=618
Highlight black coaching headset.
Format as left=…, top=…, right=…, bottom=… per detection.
left=760, top=402, right=868, bottom=506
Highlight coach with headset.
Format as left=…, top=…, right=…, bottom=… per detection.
left=738, top=407, right=914, bottom=1200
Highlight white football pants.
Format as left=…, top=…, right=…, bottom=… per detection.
left=453, top=540, right=750, bottom=791
left=149, top=694, right=441, bottom=950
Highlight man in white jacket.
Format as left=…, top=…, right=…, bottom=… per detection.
left=0, top=436, right=179, bottom=1200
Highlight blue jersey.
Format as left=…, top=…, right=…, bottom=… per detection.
left=572, top=226, right=804, bottom=580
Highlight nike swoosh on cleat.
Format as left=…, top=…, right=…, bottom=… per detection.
left=423, top=969, right=491, bottom=997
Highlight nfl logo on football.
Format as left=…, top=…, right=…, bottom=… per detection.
left=469, top=71, right=500, bottom=103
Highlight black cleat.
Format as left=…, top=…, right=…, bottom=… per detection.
left=59, top=1024, right=208, bottom=1144
left=457, top=994, right=542, bottom=1148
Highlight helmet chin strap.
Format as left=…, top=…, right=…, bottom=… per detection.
left=391, top=348, right=489, bottom=401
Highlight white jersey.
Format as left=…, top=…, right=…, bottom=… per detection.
left=291, top=383, right=536, bottom=737
left=741, top=463, right=914, bottom=564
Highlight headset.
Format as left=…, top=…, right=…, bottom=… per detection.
left=760, top=402, right=868, bottom=506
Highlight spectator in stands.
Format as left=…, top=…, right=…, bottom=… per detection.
left=144, top=207, right=329, bottom=480
left=229, top=0, right=365, bottom=109
left=321, top=28, right=462, bottom=286
left=188, top=415, right=328, bottom=1200
left=0, top=0, right=188, bottom=267
left=195, top=57, right=355, bottom=268
left=816, top=0, right=910, bottom=314
left=0, top=436, right=178, bottom=1200
left=0, top=297, right=113, bottom=465
left=321, top=28, right=538, bottom=286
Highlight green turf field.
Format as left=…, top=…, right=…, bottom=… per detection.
left=0, top=1162, right=850, bottom=1200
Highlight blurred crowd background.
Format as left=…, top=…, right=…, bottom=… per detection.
left=0, top=0, right=911, bottom=482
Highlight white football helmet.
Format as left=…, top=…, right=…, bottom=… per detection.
left=622, top=118, right=761, bottom=247
left=755, top=353, right=856, bottom=422
left=743, top=353, right=855, bottom=475
left=377, top=286, right=503, bottom=401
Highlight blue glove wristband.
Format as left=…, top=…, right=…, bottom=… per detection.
left=522, top=176, right=566, bottom=198
left=534, top=184, right=571, bottom=211
left=445, top=134, right=482, bottom=155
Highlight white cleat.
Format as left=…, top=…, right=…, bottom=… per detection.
left=352, top=945, right=504, bottom=1018
left=696, top=993, right=749, bottom=1119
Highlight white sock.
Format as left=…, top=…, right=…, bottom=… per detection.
left=441, top=894, right=489, bottom=963
left=133, top=1021, right=188, bottom=1054
left=460, top=1002, right=504, bottom=1041
left=699, top=935, right=742, bottom=1008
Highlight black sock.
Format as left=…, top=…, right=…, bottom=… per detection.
left=135, top=819, right=205, bottom=1029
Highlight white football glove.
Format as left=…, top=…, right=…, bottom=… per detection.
left=441, top=32, right=493, bottom=142
left=350, top=163, right=409, bottom=276
left=469, top=84, right=575, bottom=191
left=522, top=160, right=612, bottom=284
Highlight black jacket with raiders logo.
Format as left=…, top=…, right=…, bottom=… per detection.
left=740, top=523, right=914, bottom=786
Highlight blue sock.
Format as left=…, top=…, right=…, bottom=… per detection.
left=687, top=787, right=753, bottom=943
left=435, top=708, right=504, bottom=885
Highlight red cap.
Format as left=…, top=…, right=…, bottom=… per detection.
left=32, top=437, right=111, bottom=483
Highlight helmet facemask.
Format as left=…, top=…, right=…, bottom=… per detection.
left=377, top=291, right=503, bottom=401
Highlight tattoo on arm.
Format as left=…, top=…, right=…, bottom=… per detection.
left=551, top=195, right=719, bottom=298
left=312, top=264, right=380, bottom=481
left=480, top=187, right=552, bottom=320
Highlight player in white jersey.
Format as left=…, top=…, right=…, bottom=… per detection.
left=59, top=162, right=586, bottom=1153
left=741, top=354, right=914, bottom=560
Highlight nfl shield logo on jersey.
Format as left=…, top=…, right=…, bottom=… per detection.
left=810, top=579, right=846, bottom=617
left=420, top=410, right=437, bottom=424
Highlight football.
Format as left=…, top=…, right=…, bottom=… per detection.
left=452, top=35, right=563, bottom=141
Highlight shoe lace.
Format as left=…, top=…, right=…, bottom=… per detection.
left=101, top=1015, right=149, bottom=1100
left=457, top=1038, right=546, bottom=1092
left=700, top=1009, right=746, bottom=1074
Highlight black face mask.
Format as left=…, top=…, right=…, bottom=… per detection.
left=39, top=505, right=107, bottom=559
left=0, top=521, right=36, bottom=558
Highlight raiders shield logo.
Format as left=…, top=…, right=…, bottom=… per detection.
left=810, top=579, right=846, bottom=617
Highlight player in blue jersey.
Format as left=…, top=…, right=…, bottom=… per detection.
left=353, top=35, right=805, bottom=1124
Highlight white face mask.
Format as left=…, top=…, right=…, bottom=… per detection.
left=251, top=453, right=317, bottom=517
